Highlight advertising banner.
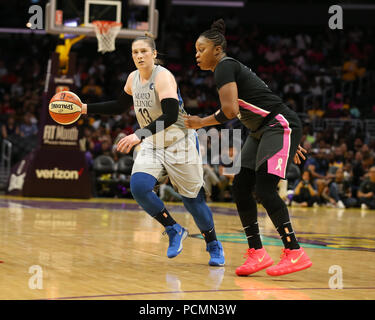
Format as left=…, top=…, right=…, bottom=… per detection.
left=6, top=52, right=91, bottom=198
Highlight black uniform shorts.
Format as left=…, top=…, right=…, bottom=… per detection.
left=240, top=108, right=302, bottom=179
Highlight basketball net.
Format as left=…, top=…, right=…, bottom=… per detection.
left=92, top=21, right=122, bottom=53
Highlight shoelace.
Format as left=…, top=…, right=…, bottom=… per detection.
left=243, top=248, right=257, bottom=258
left=208, top=242, right=221, bottom=257
left=277, top=249, right=291, bottom=266
left=162, top=225, right=177, bottom=236
left=163, top=228, right=179, bottom=247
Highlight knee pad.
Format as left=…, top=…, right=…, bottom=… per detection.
left=255, top=179, right=285, bottom=214
left=130, top=172, right=157, bottom=200
left=130, top=172, right=164, bottom=216
left=232, top=167, right=256, bottom=198
left=254, top=184, right=272, bottom=204
left=254, top=163, right=280, bottom=205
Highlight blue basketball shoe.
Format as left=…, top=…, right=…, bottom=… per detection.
left=164, top=224, right=188, bottom=258
left=206, top=240, right=225, bottom=266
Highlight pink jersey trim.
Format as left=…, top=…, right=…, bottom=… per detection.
left=238, top=99, right=270, bottom=117
left=267, top=114, right=291, bottom=179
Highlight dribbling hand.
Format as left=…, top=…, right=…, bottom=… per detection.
left=294, top=145, right=307, bottom=165
left=116, top=134, right=141, bottom=154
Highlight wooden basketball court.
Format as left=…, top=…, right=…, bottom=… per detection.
left=0, top=195, right=374, bottom=300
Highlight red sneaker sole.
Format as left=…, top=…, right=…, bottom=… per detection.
left=236, top=259, right=274, bottom=276
left=266, top=260, right=312, bottom=276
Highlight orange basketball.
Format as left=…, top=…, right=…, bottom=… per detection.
left=49, top=91, right=82, bottom=125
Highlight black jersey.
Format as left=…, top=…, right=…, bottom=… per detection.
left=214, top=57, right=287, bottom=131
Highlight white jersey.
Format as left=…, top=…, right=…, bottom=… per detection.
left=132, top=65, right=189, bottom=148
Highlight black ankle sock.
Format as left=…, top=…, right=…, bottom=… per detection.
left=244, top=222, right=263, bottom=249
left=276, top=221, right=300, bottom=250
left=201, top=228, right=217, bottom=244
left=154, top=208, right=176, bottom=227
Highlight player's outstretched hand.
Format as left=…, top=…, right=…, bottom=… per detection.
left=294, top=145, right=307, bottom=165
left=117, top=134, right=141, bottom=154
left=184, top=115, right=203, bottom=129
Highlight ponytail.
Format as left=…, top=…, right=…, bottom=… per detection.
left=200, top=19, right=227, bottom=51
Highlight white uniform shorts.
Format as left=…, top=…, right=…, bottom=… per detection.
left=131, top=130, right=204, bottom=198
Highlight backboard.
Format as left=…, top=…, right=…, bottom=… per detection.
left=45, top=0, right=159, bottom=39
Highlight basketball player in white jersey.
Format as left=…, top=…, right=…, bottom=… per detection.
left=81, top=35, right=225, bottom=266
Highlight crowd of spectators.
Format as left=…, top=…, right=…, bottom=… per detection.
left=286, top=127, right=375, bottom=209
left=0, top=36, right=43, bottom=164
left=0, top=20, right=375, bottom=209
left=165, top=17, right=375, bottom=120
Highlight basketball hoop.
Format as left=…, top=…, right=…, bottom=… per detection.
left=92, top=20, right=122, bottom=53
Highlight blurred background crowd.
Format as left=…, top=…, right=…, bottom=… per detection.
left=0, top=3, right=375, bottom=209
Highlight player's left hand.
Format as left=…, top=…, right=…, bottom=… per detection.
left=184, top=115, right=203, bottom=129
left=117, top=134, right=141, bottom=153
left=294, top=144, right=307, bottom=165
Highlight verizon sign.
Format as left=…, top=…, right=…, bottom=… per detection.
left=35, top=167, right=83, bottom=180
left=6, top=53, right=91, bottom=198
left=8, top=148, right=91, bottom=198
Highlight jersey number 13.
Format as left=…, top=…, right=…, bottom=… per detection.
left=140, top=108, right=153, bottom=124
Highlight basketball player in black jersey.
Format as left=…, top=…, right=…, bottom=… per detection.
left=185, top=19, right=312, bottom=276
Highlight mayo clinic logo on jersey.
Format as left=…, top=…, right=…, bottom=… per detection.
left=133, top=92, right=153, bottom=108
left=35, top=168, right=84, bottom=180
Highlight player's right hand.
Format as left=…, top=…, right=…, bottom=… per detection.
left=117, top=133, right=141, bottom=153
left=183, top=115, right=203, bottom=129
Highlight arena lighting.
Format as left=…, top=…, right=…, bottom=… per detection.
left=129, top=0, right=150, bottom=5
left=339, top=4, right=375, bottom=10
left=45, top=0, right=158, bottom=38
left=172, top=0, right=244, bottom=7
left=0, top=28, right=46, bottom=34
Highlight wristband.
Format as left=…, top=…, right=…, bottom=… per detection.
left=214, top=109, right=231, bottom=123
